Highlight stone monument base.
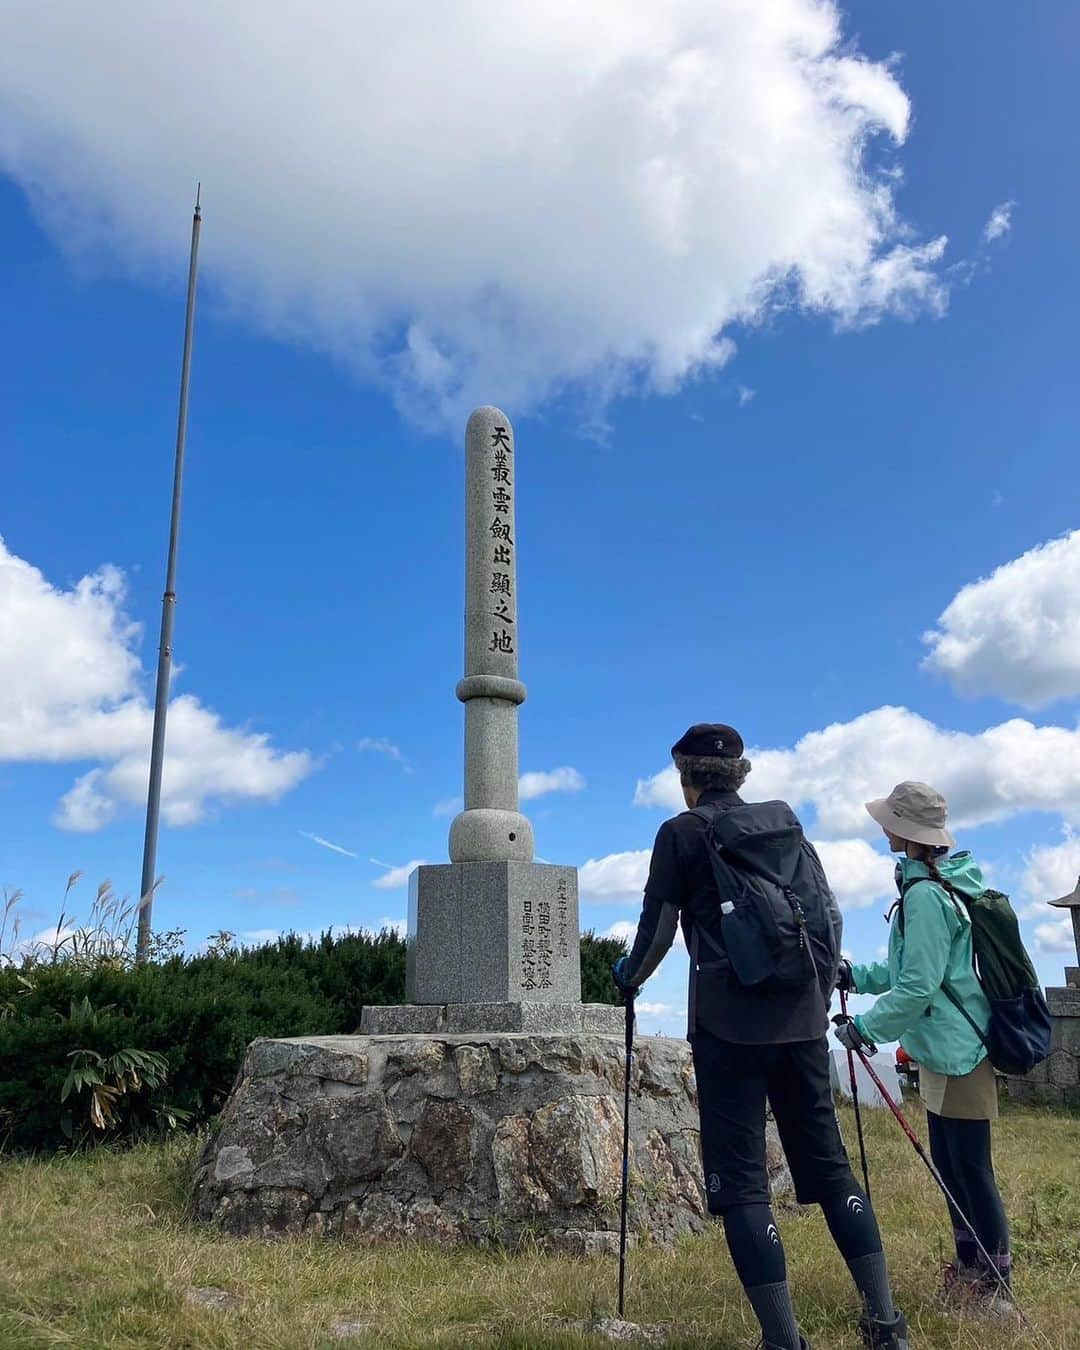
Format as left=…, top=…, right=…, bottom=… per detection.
left=406, top=861, right=582, bottom=1006
left=360, top=1001, right=623, bottom=1035
left=1003, top=984, right=1080, bottom=1107
left=191, top=1031, right=793, bottom=1252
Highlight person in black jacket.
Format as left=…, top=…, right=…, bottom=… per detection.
left=612, top=724, right=907, bottom=1350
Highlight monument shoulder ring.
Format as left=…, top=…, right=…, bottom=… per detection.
left=455, top=675, right=527, bottom=705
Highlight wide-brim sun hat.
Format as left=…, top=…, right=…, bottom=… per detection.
left=865, top=780, right=955, bottom=849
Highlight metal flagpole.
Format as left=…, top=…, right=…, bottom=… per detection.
left=136, top=186, right=203, bottom=964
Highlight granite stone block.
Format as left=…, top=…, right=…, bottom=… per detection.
left=582, top=1003, right=630, bottom=1034
left=1050, top=1016, right=1080, bottom=1056
left=407, top=860, right=580, bottom=1005
left=360, top=1002, right=623, bottom=1035
left=360, top=1005, right=445, bottom=1035
left=1047, top=986, right=1080, bottom=1017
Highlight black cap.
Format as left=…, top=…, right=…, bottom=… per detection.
left=671, top=723, right=744, bottom=761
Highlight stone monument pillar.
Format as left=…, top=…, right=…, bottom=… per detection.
left=363, top=408, right=616, bottom=1033
left=449, top=406, right=533, bottom=866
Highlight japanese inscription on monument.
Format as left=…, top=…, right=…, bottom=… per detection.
left=488, top=426, right=515, bottom=656
left=556, top=875, right=571, bottom=960
left=393, top=406, right=601, bottom=1024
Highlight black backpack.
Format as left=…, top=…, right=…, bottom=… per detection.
left=900, top=871, right=1051, bottom=1076
left=692, top=800, right=840, bottom=993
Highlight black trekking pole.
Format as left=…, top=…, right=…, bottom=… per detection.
left=848, top=1039, right=1042, bottom=1339
left=617, top=991, right=635, bottom=1319
left=839, top=987, right=872, bottom=1200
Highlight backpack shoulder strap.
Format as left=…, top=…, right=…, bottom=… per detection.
left=685, top=802, right=736, bottom=966
left=940, top=980, right=991, bottom=1050
left=899, top=874, right=988, bottom=1044
left=898, top=873, right=966, bottom=930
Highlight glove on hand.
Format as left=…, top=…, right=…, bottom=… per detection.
left=833, top=1015, right=877, bottom=1056
left=611, top=956, right=640, bottom=998
left=836, top=958, right=856, bottom=994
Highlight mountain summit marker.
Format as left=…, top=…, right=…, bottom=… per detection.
left=193, top=407, right=744, bottom=1250
left=362, top=407, right=617, bottom=1032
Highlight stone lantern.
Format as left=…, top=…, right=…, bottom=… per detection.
left=1048, top=875, right=1080, bottom=989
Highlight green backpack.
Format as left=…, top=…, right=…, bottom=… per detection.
left=900, top=879, right=1051, bottom=1076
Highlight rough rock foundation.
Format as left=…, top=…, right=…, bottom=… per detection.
left=193, top=1032, right=792, bottom=1251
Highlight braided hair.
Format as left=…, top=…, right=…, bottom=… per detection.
left=887, top=842, right=953, bottom=923
left=910, top=843, right=965, bottom=918
left=921, top=846, right=951, bottom=885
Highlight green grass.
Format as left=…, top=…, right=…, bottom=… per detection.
left=0, top=1100, right=1076, bottom=1348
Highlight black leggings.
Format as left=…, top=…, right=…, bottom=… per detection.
left=927, top=1112, right=1010, bottom=1273
left=723, top=1182, right=885, bottom=1287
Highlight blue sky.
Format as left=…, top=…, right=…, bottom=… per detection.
left=2, top=4, right=1078, bottom=1033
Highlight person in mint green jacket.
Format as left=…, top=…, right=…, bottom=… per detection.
left=833, top=781, right=1013, bottom=1318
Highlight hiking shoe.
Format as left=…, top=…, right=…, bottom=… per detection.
left=968, top=1277, right=1022, bottom=1324
left=757, top=1339, right=810, bottom=1349
left=935, top=1260, right=982, bottom=1311
left=938, top=1263, right=1019, bottom=1322
left=858, top=1310, right=909, bottom=1349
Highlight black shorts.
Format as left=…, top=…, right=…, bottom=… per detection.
left=691, top=1029, right=856, bottom=1212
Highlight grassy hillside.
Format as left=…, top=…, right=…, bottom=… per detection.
left=0, top=1099, right=1076, bottom=1348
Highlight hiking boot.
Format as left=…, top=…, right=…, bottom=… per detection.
left=858, top=1310, right=909, bottom=1349
left=935, top=1260, right=982, bottom=1310
left=938, top=1262, right=1019, bottom=1323
left=968, top=1276, right=1022, bottom=1324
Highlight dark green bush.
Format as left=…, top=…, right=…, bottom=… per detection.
left=0, top=929, right=623, bottom=1153
left=580, top=930, right=629, bottom=1003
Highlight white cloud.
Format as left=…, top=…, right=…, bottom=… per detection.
left=813, top=838, right=894, bottom=911
left=370, top=859, right=426, bottom=890
left=0, top=2, right=944, bottom=428
left=737, top=385, right=757, bottom=406
left=238, top=928, right=282, bottom=946
left=1033, top=916, right=1074, bottom=956
left=983, top=201, right=1016, bottom=243
left=1019, top=832, right=1080, bottom=910
left=433, top=796, right=463, bottom=818
left=519, top=767, right=586, bottom=801
left=635, top=1000, right=678, bottom=1018
left=580, top=850, right=651, bottom=902
left=584, top=835, right=891, bottom=914
left=24, top=923, right=78, bottom=955
left=358, top=738, right=412, bottom=773
left=635, top=706, right=1080, bottom=839
left=0, top=538, right=312, bottom=831
left=603, top=920, right=639, bottom=944
left=601, top=914, right=685, bottom=952
left=922, top=530, right=1080, bottom=708
left=375, top=916, right=408, bottom=938
left=300, top=831, right=358, bottom=859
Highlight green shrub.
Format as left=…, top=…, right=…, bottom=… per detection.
left=0, top=927, right=623, bottom=1154
left=579, top=930, right=628, bottom=1003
